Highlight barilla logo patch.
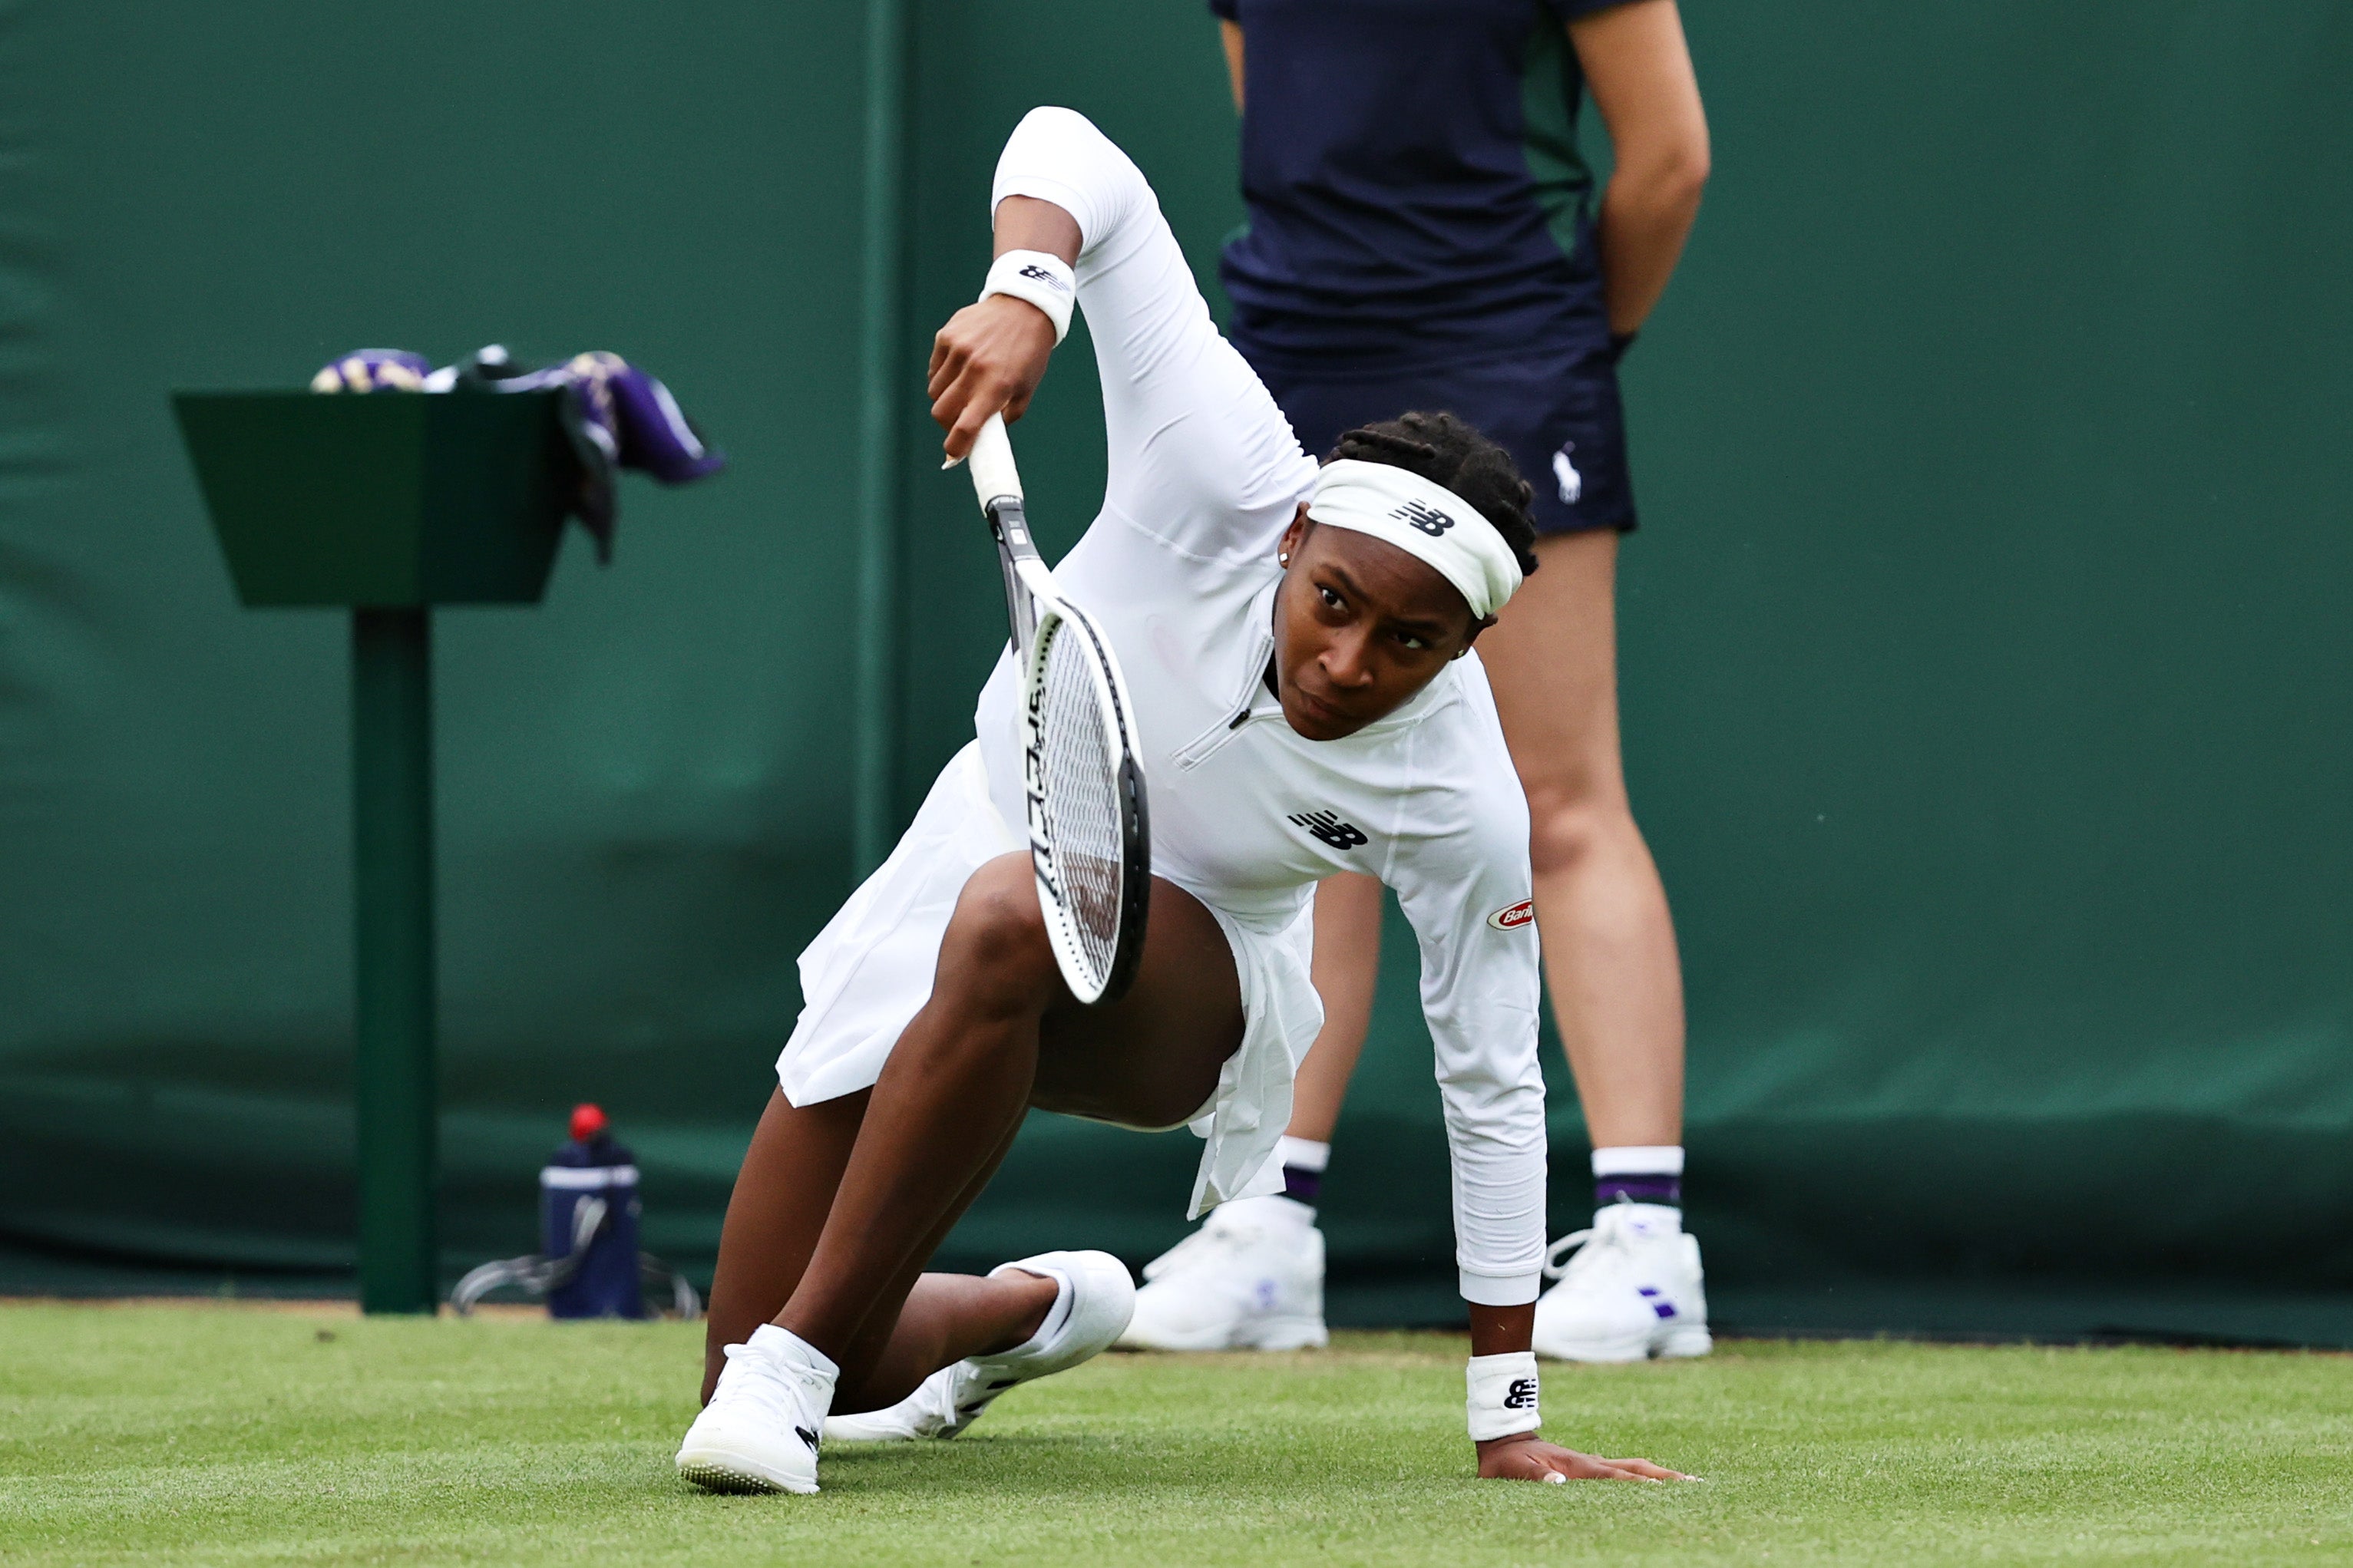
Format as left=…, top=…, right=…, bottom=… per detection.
left=1486, top=899, right=1535, bottom=931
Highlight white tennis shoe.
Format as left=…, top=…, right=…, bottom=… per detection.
left=1116, top=1194, right=1329, bottom=1352
left=1530, top=1203, right=1712, bottom=1363
left=675, top=1324, right=837, bottom=1494
left=822, top=1249, right=1135, bottom=1443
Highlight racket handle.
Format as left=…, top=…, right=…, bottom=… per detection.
left=967, top=413, right=1024, bottom=509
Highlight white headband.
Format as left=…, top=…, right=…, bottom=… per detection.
left=1304, top=459, right=1524, bottom=620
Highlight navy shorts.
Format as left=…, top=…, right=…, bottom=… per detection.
left=1248, top=343, right=1636, bottom=536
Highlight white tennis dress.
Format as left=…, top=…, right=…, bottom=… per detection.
left=778, top=107, right=1548, bottom=1306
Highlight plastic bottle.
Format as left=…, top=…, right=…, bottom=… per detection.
left=540, top=1102, right=645, bottom=1319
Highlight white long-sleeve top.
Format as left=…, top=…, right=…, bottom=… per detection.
left=972, top=108, right=1547, bottom=1306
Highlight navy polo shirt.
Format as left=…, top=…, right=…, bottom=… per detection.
left=1210, top=0, right=1624, bottom=373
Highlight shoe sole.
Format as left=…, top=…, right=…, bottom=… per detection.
left=1236, top=1315, right=1328, bottom=1351
left=1532, top=1334, right=1651, bottom=1364
left=1533, top=1323, right=1714, bottom=1364
left=676, top=1451, right=818, bottom=1496
left=1657, top=1324, right=1714, bottom=1358
left=1115, top=1324, right=1231, bottom=1352
left=818, top=1416, right=920, bottom=1442
left=1117, top=1315, right=1329, bottom=1352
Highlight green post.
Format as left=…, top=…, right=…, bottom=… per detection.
left=351, top=606, right=438, bottom=1314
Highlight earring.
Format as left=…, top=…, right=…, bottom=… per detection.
left=1279, top=552, right=1291, bottom=565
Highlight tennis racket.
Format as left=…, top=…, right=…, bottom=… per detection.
left=963, top=413, right=1150, bottom=1004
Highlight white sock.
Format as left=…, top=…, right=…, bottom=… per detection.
left=1220, top=1192, right=1317, bottom=1228
left=1276, top=1135, right=1331, bottom=1172
left=1592, top=1146, right=1684, bottom=1233
left=1591, top=1145, right=1684, bottom=1177
left=747, top=1322, right=839, bottom=1381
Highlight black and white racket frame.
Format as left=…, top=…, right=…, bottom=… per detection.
left=963, top=414, right=1150, bottom=1004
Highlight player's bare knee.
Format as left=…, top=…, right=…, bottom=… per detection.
left=945, top=861, right=1058, bottom=1006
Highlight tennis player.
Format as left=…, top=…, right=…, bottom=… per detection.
left=673, top=107, right=1686, bottom=1494
left=1124, top=0, right=1713, bottom=1364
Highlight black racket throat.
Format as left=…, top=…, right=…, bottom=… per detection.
left=985, top=496, right=1037, bottom=652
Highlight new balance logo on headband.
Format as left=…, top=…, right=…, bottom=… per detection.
left=1390, top=499, right=1456, bottom=538
left=1016, top=263, right=1070, bottom=293
left=1289, top=810, right=1369, bottom=850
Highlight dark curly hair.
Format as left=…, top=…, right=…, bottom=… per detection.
left=1327, top=411, right=1541, bottom=579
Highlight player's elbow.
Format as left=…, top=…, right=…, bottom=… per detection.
left=1614, top=134, right=1710, bottom=216
left=1522, top=777, right=1634, bottom=881
left=1012, top=104, right=1097, bottom=148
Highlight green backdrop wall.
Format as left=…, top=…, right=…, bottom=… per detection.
left=1, top=1, right=2347, bottom=1345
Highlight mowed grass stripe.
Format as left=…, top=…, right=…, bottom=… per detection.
left=1, top=1304, right=2347, bottom=1565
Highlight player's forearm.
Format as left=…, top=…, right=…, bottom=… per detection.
left=993, top=194, right=1081, bottom=269
left=1595, top=162, right=1706, bottom=337
left=930, top=196, right=1073, bottom=460
left=1570, top=0, right=1709, bottom=338
left=1426, top=990, right=1548, bottom=1303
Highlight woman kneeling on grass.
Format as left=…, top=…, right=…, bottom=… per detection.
left=676, top=107, right=1687, bottom=1493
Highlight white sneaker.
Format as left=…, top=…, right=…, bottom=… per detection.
left=1530, top=1203, right=1711, bottom=1363
left=822, top=1249, right=1135, bottom=1442
left=675, top=1324, right=838, bottom=1494
left=1116, top=1195, right=1328, bottom=1352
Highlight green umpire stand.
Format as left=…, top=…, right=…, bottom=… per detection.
left=173, top=389, right=574, bottom=1314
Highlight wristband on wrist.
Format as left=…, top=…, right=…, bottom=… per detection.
left=1466, top=1351, right=1541, bottom=1441
left=980, top=249, right=1075, bottom=344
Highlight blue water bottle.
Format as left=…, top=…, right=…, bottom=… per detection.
left=541, top=1103, right=645, bottom=1319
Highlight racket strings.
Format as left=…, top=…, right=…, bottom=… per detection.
left=1036, top=620, right=1127, bottom=985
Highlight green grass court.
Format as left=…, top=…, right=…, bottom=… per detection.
left=3, top=1302, right=2346, bottom=1566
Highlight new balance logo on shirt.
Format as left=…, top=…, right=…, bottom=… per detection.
left=1289, top=810, right=1368, bottom=850
left=1390, top=499, right=1455, bottom=537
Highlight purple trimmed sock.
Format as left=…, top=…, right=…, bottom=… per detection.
left=1281, top=1164, right=1324, bottom=1205
left=1595, top=1170, right=1681, bottom=1209
left=1592, top=1147, right=1684, bottom=1213
left=1274, top=1135, right=1329, bottom=1212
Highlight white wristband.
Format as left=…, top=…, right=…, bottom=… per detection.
left=980, top=249, right=1075, bottom=344
left=1466, top=1352, right=1541, bottom=1441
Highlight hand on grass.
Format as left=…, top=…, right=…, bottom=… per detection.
left=929, top=295, right=1056, bottom=462
left=1476, top=1434, right=1691, bottom=1483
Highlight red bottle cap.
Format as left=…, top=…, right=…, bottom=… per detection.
left=570, top=1103, right=608, bottom=1143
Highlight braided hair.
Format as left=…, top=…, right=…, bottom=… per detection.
left=1326, top=411, right=1541, bottom=579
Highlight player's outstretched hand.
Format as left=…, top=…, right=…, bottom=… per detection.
left=930, top=294, right=1057, bottom=464
left=1476, top=1434, right=1693, bottom=1483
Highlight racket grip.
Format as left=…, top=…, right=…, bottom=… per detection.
left=967, top=413, right=1024, bottom=509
